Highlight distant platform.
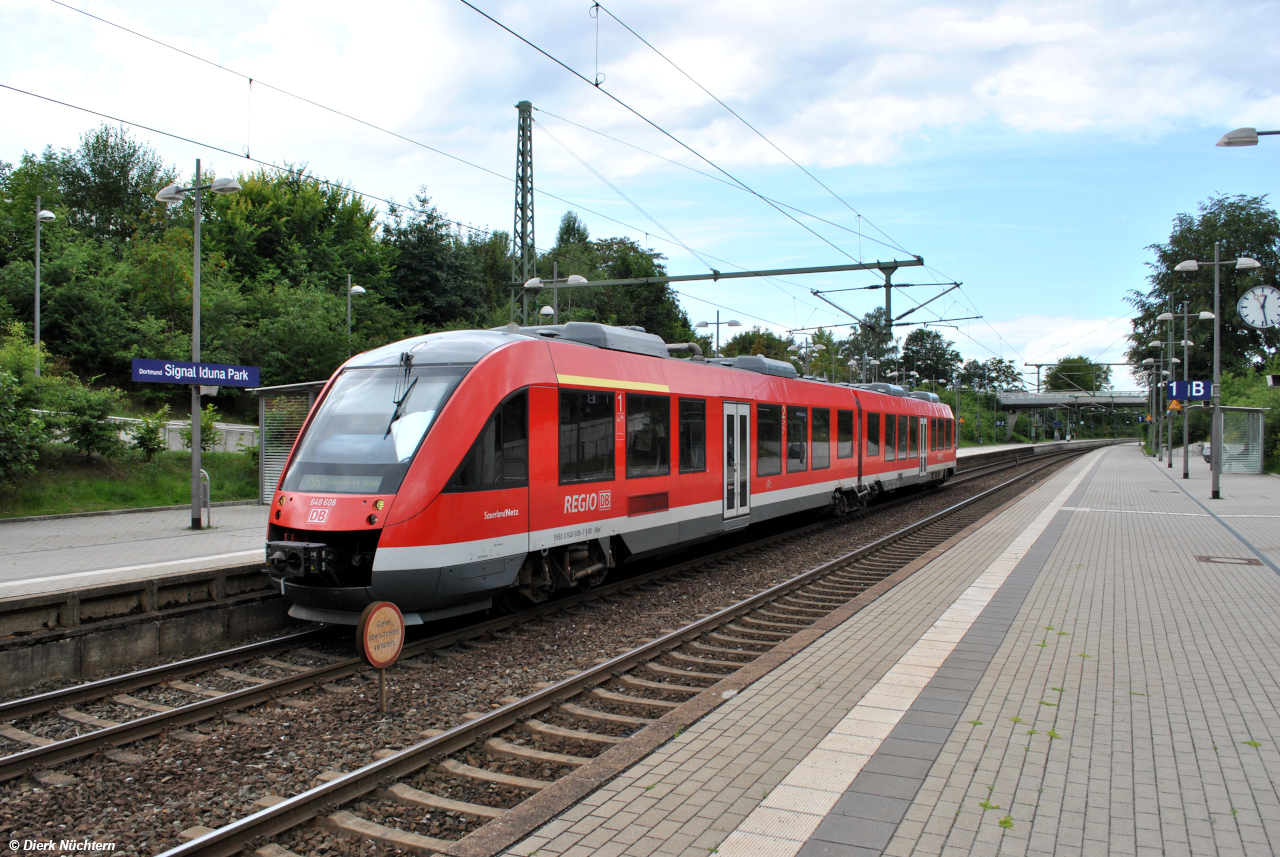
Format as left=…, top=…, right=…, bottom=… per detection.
left=0, top=506, right=264, bottom=600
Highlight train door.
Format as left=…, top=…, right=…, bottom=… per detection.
left=919, top=417, right=928, bottom=474
left=724, top=402, right=751, bottom=519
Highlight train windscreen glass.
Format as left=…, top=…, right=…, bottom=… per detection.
left=282, top=366, right=466, bottom=494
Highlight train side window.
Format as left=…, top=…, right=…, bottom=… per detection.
left=837, top=409, right=854, bottom=459
left=627, top=394, right=671, bottom=478
left=757, top=404, right=782, bottom=476
left=812, top=408, right=830, bottom=470
left=931, top=418, right=938, bottom=451
left=947, top=418, right=954, bottom=449
left=884, top=413, right=897, bottom=460
left=908, top=416, right=918, bottom=457
left=866, top=412, right=881, bottom=457
left=446, top=389, right=528, bottom=491
left=559, top=389, right=615, bottom=484
left=679, top=398, right=707, bottom=474
left=898, top=412, right=910, bottom=460
left=787, top=406, right=808, bottom=472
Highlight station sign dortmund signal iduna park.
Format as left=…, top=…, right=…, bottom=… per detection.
left=131, top=358, right=260, bottom=388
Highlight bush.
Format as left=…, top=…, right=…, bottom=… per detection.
left=50, top=383, right=124, bottom=458
left=128, top=404, right=171, bottom=460
left=180, top=403, right=224, bottom=452
left=0, top=370, right=48, bottom=481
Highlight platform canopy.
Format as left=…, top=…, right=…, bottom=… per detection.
left=995, top=391, right=1149, bottom=410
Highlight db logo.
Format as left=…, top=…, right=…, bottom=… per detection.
left=598, top=490, right=612, bottom=511
left=564, top=490, right=613, bottom=514
left=307, top=508, right=330, bottom=524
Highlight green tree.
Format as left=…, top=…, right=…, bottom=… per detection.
left=383, top=192, right=485, bottom=329
left=722, top=327, right=795, bottom=361
left=1044, top=355, right=1113, bottom=391
left=0, top=370, right=46, bottom=481
left=1128, top=194, right=1280, bottom=380
left=58, top=125, right=176, bottom=246
left=902, top=328, right=961, bottom=385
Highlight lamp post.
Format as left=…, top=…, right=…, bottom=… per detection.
left=522, top=262, right=588, bottom=325
left=34, top=198, right=55, bottom=377
left=868, top=359, right=880, bottom=383
left=694, top=312, right=742, bottom=358
left=1160, top=307, right=1214, bottom=478
left=1174, top=244, right=1262, bottom=499
left=155, top=161, right=242, bottom=531
left=787, top=341, right=826, bottom=377
left=347, top=275, right=366, bottom=358
left=1216, top=127, right=1280, bottom=147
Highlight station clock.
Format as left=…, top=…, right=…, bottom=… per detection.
left=1237, top=285, right=1280, bottom=330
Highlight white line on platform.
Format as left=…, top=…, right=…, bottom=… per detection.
left=0, top=550, right=262, bottom=596
left=1062, top=507, right=1280, bottom=519
left=715, top=450, right=1106, bottom=857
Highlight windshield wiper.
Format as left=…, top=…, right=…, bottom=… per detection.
left=384, top=352, right=417, bottom=439
left=383, top=377, right=418, bottom=439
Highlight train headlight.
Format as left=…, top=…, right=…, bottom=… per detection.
left=367, top=514, right=378, bottom=525
left=374, top=499, right=385, bottom=511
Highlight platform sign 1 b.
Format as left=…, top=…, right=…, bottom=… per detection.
left=1167, top=380, right=1210, bottom=401
left=131, top=358, right=259, bottom=388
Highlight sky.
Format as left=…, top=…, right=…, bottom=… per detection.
left=1, top=0, right=1278, bottom=389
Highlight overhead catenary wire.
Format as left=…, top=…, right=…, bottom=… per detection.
left=590, top=2, right=911, bottom=258
left=454, top=0, right=868, bottom=267
left=532, top=106, right=906, bottom=257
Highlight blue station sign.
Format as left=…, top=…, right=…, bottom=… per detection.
left=1167, top=380, right=1211, bottom=401
left=132, top=358, right=260, bottom=388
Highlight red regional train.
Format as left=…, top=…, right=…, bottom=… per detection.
left=266, top=322, right=957, bottom=625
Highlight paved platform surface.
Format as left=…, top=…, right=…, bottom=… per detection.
left=507, top=445, right=1280, bottom=857
left=0, top=506, right=264, bottom=599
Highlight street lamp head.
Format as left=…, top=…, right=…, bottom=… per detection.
left=539, top=305, right=554, bottom=318
left=1179, top=339, right=1194, bottom=346
left=1148, top=341, right=1163, bottom=348
left=727, top=319, right=742, bottom=327
left=1142, top=358, right=1155, bottom=365
left=523, top=277, right=543, bottom=288
left=787, top=344, right=800, bottom=352
left=566, top=274, right=588, bottom=285
left=1235, top=256, right=1261, bottom=270
left=694, top=321, right=708, bottom=328
left=155, top=184, right=185, bottom=204
left=1174, top=260, right=1199, bottom=273
left=1198, top=311, right=1215, bottom=320
left=813, top=343, right=826, bottom=352
left=36, top=209, right=56, bottom=224
left=348, top=285, right=366, bottom=296
left=869, top=359, right=880, bottom=366
left=1217, top=127, right=1259, bottom=147
left=1170, top=357, right=1181, bottom=364
left=1157, top=312, right=1175, bottom=321
left=209, top=177, right=242, bottom=195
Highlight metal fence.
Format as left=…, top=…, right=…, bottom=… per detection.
left=1220, top=407, right=1266, bottom=475
left=254, top=381, right=326, bottom=503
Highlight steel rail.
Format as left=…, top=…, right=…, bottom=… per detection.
left=159, top=447, right=1096, bottom=857
left=0, top=628, right=328, bottom=722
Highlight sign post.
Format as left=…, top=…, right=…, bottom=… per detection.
left=357, top=601, right=405, bottom=713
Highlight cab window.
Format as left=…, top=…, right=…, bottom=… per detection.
left=446, top=389, right=528, bottom=491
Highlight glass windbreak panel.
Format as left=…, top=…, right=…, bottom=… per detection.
left=837, top=410, right=854, bottom=459
left=679, top=398, right=707, bottom=474
left=757, top=404, right=782, bottom=476
left=560, top=389, right=616, bottom=484
left=866, top=412, right=881, bottom=457
left=898, top=412, right=910, bottom=460
left=446, top=390, right=528, bottom=491
left=283, top=365, right=466, bottom=494
left=884, top=413, right=897, bottom=460
left=812, top=408, right=830, bottom=470
left=627, top=394, right=671, bottom=478
left=787, top=406, right=808, bottom=472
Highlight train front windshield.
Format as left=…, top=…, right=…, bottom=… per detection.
left=281, top=365, right=467, bottom=495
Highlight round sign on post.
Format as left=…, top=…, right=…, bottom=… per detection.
left=357, top=601, right=404, bottom=713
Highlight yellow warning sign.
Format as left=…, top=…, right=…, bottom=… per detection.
left=1167, top=400, right=1183, bottom=411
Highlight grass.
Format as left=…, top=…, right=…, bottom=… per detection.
left=0, top=445, right=258, bottom=518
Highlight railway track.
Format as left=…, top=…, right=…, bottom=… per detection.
left=152, top=446, right=1097, bottom=857
left=0, top=445, right=1094, bottom=791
